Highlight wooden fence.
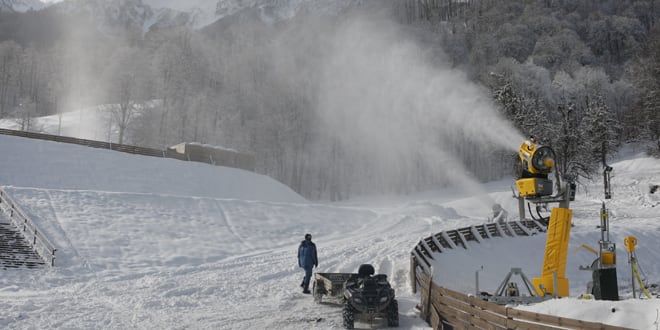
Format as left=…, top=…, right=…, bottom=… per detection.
left=411, top=219, right=548, bottom=276
left=0, top=187, right=56, bottom=266
left=0, top=128, right=258, bottom=170
left=410, top=256, right=631, bottom=330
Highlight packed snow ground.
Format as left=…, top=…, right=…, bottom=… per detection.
left=0, top=135, right=658, bottom=329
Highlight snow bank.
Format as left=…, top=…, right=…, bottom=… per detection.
left=519, top=298, right=660, bottom=329
left=0, top=134, right=304, bottom=203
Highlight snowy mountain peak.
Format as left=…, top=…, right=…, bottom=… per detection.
left=0, top=0, right=45, bottom=12
left=142, top=0, right=219, bottom=28
left=215, top=0, right=361, bottom=24
left=51, top=0, right=195, bottom=34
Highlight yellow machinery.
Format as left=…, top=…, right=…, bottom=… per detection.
left=516, top=139, right=556, bottom=198
left=514, top=137, right=574, bottom=297
left=515, top=137, right=621, bottom=299
left=577, top=158, right=619, bottom=300
left=625, top=236, right=653, bottom=299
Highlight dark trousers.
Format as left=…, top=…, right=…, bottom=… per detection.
left=302, top=266, right=313, bottom=289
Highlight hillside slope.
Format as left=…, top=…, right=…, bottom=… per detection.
left=0, top=135, right=657, bottom=329
left=0, top=134, right=304, bottom=203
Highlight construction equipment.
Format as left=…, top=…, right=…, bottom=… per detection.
left=578, top=157, right=619, bottom=300
left=478, top=268, right=549, bottom=305
left=624, top=236, right=653, bottom=299
left=593, top=158, right=619, bottom=300
left=513, top=137, right=574, bottom=297
left=591, top=201, right=619, bottom=300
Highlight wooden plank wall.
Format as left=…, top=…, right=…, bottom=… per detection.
left=0, top=128, right=255, bottom=171
left=410, top=256, right=631, bottom=330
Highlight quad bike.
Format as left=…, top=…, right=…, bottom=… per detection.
left=341, top=264, right=398, bottom=329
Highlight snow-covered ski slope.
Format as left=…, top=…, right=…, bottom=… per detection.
left=0, top=134, right=658, bottom=329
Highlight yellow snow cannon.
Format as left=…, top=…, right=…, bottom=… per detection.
left=513, top=137, right=573, bottom=298
left=515, top=137, right=556, bottom=198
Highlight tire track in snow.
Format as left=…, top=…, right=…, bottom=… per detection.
left=212, top=200, right=254, bottom=250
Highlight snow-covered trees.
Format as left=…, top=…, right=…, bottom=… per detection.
left=583, top=95, right=620, bottom=164
left=105, top=47, right=152, bottom=144
left=0, top=41, right=20, bottom=118
left=632, top=25, right=660, bottom=155
left=0, top=0, right=659, bottom=199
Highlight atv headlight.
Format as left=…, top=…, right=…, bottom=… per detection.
left=353, top=297, right=362, bottom=304
left=379, top=296, right=388, bottom=303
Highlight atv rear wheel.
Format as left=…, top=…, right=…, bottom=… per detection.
left=342, top=303, right=355, bottom=329
left=387, top=299, right=399, bottom=327
left=312, top=281, right=322, bottom=303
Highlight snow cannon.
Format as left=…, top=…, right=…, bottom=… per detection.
left=515, top=137, right=556, bottom=198
left=513, top=136, right=574, bottom=298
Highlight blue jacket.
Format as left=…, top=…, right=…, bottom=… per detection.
left=298, top=240, right=318, bottom=269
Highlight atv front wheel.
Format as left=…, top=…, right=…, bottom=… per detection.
left=342, top=303, right=355, bottom=329
left=387, top=299, right=399, bottom=327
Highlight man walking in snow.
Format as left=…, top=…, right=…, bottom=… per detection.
left=298, top=233, right=318, bottom=294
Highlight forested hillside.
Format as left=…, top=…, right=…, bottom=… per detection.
left=399, top=0, right=660, bottom=179
left=0, top=0, right=658, bottom=199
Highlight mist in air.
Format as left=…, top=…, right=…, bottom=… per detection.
left=9, top=2, right=525, bottom=201
left=311, top=12, right=523, bottom=202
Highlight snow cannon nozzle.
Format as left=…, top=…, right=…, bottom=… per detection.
left=518, top=138, right=556, bottom=176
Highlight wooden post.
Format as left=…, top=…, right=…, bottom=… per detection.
left=425, top=267, right=434, bottom=322
left=505, top=306, right=514, bottom=329
left=411, top=255, right=418, bottom=294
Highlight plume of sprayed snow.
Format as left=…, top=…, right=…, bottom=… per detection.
left=315, top=14, right=523, bottom=204
left=54, top=12, right=140, bottom=142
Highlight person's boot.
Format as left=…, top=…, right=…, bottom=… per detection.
left=302, top=285, right=311, bottom=294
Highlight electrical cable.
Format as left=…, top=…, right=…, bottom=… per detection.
left=535, top=206, right=547, bottom=224
left=528, top=202, right=538, bottom=221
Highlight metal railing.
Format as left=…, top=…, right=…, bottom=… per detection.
left=0, top=187, right=56, bottom=266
